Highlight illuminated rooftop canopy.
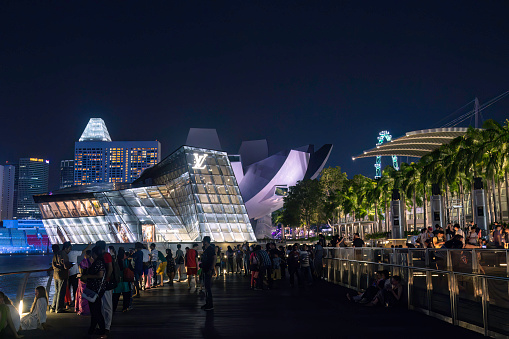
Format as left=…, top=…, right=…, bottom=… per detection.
left=353, top=127, right=469, bottom=159
left=79, top=118, right=112, bottom=142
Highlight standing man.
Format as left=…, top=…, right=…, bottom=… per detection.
left=50, top=243, right=68, bottom=313
left=175, top=244, right=185, bottom=282
left=313, top=241, right=324, bottom=279
left=96, top=240, right=114, bottom=335
left=200, top=236, right=216, bottom=311
left=185, top=243, right=199, bottom=291
left=149, top=243, right=159, bottom=287
left=352, top=233, right=364, bottom=247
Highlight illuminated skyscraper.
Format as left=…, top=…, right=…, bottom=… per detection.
left=60, top=160, right=74, bottom=189
left=0, top=165, right=16, bottom=221
left=74, top=118, right=161, bottom=185
left=17, top=158, right=50, bottom=219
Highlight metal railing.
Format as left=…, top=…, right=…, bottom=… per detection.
left=0, top=268, right=54, bottom=314
left=323, top=247, right=509, bottom=338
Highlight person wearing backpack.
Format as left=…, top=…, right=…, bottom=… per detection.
left=175, top=244, right=185, bottom=282
left=249, top=246, right=261, bottom=289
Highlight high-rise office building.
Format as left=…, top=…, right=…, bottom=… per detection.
left=74, top=118, right=161, bottom=185
left=17, top=158, right=50, bottom=219
left=0, top=165, right=16, bottom=221
left=60, top=160, right=74, bottom=189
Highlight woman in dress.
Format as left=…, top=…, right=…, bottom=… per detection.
left=79, top=246, right=106, bottom=337
left=75, top=250, right=92, bottom=316
left=165, top=249, right=175, bottom=286
left=113, top=248, right=131, bottom=312
left=20, top=286, right=48, bottom=331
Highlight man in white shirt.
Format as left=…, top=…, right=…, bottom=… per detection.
left=149, top=243, right=159, bottom=287
left=141, top=245, right=151, bottom=289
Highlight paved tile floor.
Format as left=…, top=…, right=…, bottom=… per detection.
left=12, top=273, right=484, bottom=339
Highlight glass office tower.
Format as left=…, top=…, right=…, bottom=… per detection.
left=35, top=146, right=256, bottom=244
left=17, top=158, right=50, bottom=219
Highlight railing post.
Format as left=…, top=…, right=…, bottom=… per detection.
left=449, top=272, right=458, bottom=326
left=481, top=277, right=489, bottom=336
left=15, top=272, right=30, bottom=313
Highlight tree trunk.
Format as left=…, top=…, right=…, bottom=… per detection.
left=496, top=177, right=503, bottom=221
left=471, top=181, right=476, bottom=224
left=412, top=189, right=417, bottom=231
left=460, top=182, right=466, bottom=227
left=444, top=186, right=450, bottom=224
left=505, top=170, right=509, bottom=222
left=491, top=175, right=498, bottom=221
left=385, top=197, right=389, bottom=232
left=423, top=188, right=428, bottom=229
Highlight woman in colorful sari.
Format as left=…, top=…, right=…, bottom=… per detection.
left=75, top=250, right=92, bottom=316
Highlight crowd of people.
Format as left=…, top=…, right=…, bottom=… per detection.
left=0, top=236, right=218, bottom=338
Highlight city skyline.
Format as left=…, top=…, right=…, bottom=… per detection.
left=1, top=2, right=509, bottom=190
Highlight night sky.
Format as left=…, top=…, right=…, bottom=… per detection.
left=1, top=2, right=508, bottom=190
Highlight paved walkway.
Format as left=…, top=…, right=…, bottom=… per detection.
left=15, top=274, right=483, bottom=339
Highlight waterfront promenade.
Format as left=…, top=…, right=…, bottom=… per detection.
left=14, top=274, right=483, bottom=339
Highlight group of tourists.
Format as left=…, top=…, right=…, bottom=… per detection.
left=346, top=270, right=403, bottom=307
left=236, top=241, right=325, bottom=290
left=412, top=221, right=509, bottom=249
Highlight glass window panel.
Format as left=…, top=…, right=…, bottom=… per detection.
left=147, top=188, right=163, bottom=198
left=153, top=198, right=169, bottom=208
left=64, top=201, right=79, bottom=217
left=41, top=204, right=55, bottom=219
left=140, top=199, right=154, bottom=207
left=216, top=214, right=227, bottom=223
left=124, top=197, right=140, bottom=207
left=91, top=200, right=104, bottom=215
left=109, top=197, right=126, bottom=206
left=56, top=202, right=71, bottom=218
left=159, top=207, right=175, bottom=216
left=197, top=194, right=210, bottom=204
left=205, top=214, right=217, bottom=222
left=233, top=205, right=245, bottom=214
left=208, top=195, right=219, bottom=204
left=227, top=214, right=237, bottom=223
left=131, top=207, right=147, bottom=216
left=210, top=166, right=220, bottom=175
left=224, top=176, right=235, bottom=186
left=220, top=166, right=232, bottom=176
left=229, top=195, right=240, bottom=204
left=196, top=185, right=207, bottom=194
left=223, top=205, right=234, bottom=214
left=212, top=205, right=223, bottom=213
left=145, top=207, right=161, bottom=215
left=212, top=176, right=223, bottom=185
left=219, top=195, right=230, bottom=204
left=82, top=200, right=97, bottom=216
left=202, top=204, right=213, bottom=213
left=216, top=186, right=227, bottom=195
left=217, top=156, right=228, bottom=166
left=205, top=184, right=217, bottom=195
left=74, top=200, right=88, bottom=217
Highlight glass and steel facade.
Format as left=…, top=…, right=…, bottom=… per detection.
left=35, top=146, right=256, bottom=244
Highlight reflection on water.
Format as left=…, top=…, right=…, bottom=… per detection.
left=0, top=255, right=55, bottom=312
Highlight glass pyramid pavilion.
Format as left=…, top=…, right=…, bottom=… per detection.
left=79, top=118, right=112, bottom=142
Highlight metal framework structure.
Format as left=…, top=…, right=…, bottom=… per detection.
left=374, top=131, right=398, bottom=178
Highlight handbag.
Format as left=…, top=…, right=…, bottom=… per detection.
left=82, top=275, right=105, bottom=303
left=124, top=267, right=135, bottom=282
